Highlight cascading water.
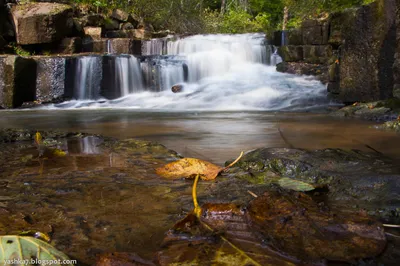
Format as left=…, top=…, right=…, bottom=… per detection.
left=51, top=33, right=333, bottom=111
left=114, top=55, right=144, bottom=96
left=69, top=56, right=102, bottom=100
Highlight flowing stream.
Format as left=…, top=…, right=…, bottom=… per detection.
left=44, top=33, right=334, bottom=111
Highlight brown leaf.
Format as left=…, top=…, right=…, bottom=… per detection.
left=246, top=190, right=387, bottom=262
left=156, top=158, right=222, bottom=180
left=156, top=152, right=243, bottom=181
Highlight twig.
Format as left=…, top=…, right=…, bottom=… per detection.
left=385, top=232, right=400, bottom=238
left=247, top=190, right=258, bottom=198
left=222, top=151, right=244, bottom=172
left=383, top=224, right=400, bottom=228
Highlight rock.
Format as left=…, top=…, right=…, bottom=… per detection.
left=278, top=45, right=303, bottom=62
left=247, top=191, right=386, bottom=262
left=276, top=61, right=328, bottom=83
left=232, top=147, right=400, bottom=224
left=127, top=14, right=140, bottom=28
left=82, top=38, right=107, bottom=53
left=0, top=55, right=36, bottom=108
left=0, top=6, right=15, bottom=41
left=10, top=2, right=73, bottom=45
left=33, top=56, right=66, bottom=103
left=58, top=37, right=82, bottom=54
left=104, top=18, right=120, bottom=31
left=111, top=9, right=129, bottom=22
left=301, top=18, right=329, bottom=45
left=302, top=45, right=332, bottom=64
left=105, top=29, right=152, bottom=40
left=286, top=28, right=302, bottom=45
left=80, top=14, right=105, bottom=27
left=137, top=22, right=154, bottom=33
left=0, top=36, right=6, bottom=51
left=109, top=38, right=142, bottom=54
left=121, top=22, right=134, bottom=30
left=95, top=252, right=155, bottom=266
left=393, top=1, right=400, bottom=99
left=338, top=0, right=396, bottom=102
left=329, top=9, right=358, bottom=47
left=171, top=84, right=183, bottom=93
left=152, top=30, right=172, bottom=38
left=84, top=27, right=102, bottom=40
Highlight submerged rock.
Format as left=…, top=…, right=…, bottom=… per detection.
left=229, top=147, right=400, bottom=224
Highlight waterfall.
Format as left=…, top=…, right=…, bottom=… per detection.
left=106, top=39, right=113, bottom=54
left=270, top=46, right=283, bottom=66
left=70, top=56, right=102, bottom=100
left=102, top=55, right=144, bottom=99
left=140, top=55, right=185, bottom=92
left=53, top=33, right=331, bottom=111
left=166, top=33, right=268, bottom=83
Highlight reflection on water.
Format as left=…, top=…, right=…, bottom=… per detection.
left=1, top=110, right=400, bottom=163
left=66, top=136, right=103, bottom=155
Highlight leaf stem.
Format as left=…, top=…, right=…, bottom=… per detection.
left=222, top=151, right=244, bottom=172
left=192, top=174, right=201, bottom=218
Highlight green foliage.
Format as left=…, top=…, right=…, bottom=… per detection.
left=8, top=43, right=31, bottom=57
left=203, top=8, right=272, bottom=34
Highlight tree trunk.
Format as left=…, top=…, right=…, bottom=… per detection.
left=282, top=6, right=289, bottom=30
left=221, top=0, right=226, bottom=15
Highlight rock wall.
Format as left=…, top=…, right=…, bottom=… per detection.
left=276, top=0, right=398, bottom=103
left=394, top=0, right=400, bottom=98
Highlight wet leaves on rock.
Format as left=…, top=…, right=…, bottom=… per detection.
left=158, top=203, right=297, bottom=266
left=246, top=190, right=387, bottom=262
left=0, top=235, right=72, bottom=264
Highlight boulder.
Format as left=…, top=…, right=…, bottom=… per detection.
left=84, top=27, right=102, bottom=40
left=82, top=38, right=107, bottom=53
left=0, top=6, right=15, bottom=41
left=276, top=61, right=328, bottom=83
left=79, top=14, right=105, bottom=27
left=105, top=29, right=152, bottom=39
left=58, top=37, right=82, bottom=54
left=301, top=19, right=329, bottom=45
left=111, top=9, right=129, bottom=22
left=34, top=56, right=66, bottom=103
left=338, top=0, right=396, bottom=102
left=109, top=38, right=142, bottom=54
left=103, top=18, right=120, bottom=31
left=278, top=45, right=303, bottom=62
left=0, top=55, right=36, bottom=108
left=303, top=45, right=332, bottom=64
left=127, top=14, right=140, bottom=28
left=171, top=84, right=183, bottom=93
left=0, top=36, right=6, bottom=51
left=10, top=2, right=73, bottom=45
left=121, top=22, right=134, bottom=30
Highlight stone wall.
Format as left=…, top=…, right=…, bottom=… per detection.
left=276, top=0, right=398, bottom=103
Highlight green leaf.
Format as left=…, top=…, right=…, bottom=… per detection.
left=0, top=236, right=72, bottom=265
left=277, top=177, right=315, bottom=191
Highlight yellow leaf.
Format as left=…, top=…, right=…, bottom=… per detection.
left=156, top=152, right=243, bottom=181
left=34, top=131, right=42, bottom=146
left=52, top=148, right=66, bottom=157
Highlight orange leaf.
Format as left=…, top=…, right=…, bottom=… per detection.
left=156, top=152, right=243, bottom=181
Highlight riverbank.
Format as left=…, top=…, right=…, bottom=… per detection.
left=0, top=128, right=399, bottom=265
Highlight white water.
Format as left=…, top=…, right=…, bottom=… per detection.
left=48, top=33, right=333, bottom=111
left=73, top=57, right=102, bottom=100
left=114, top=55, right=144, bottom=96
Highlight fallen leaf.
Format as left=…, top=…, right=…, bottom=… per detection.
left=34, top=132, right=42, bottom=147
left=0, top=235, right=72, bottom=264
left=156, top=152, right=243, bottom=181
left=277, top=177, right=315, bottom=191
left=158, top=204, right=297, bottom=266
